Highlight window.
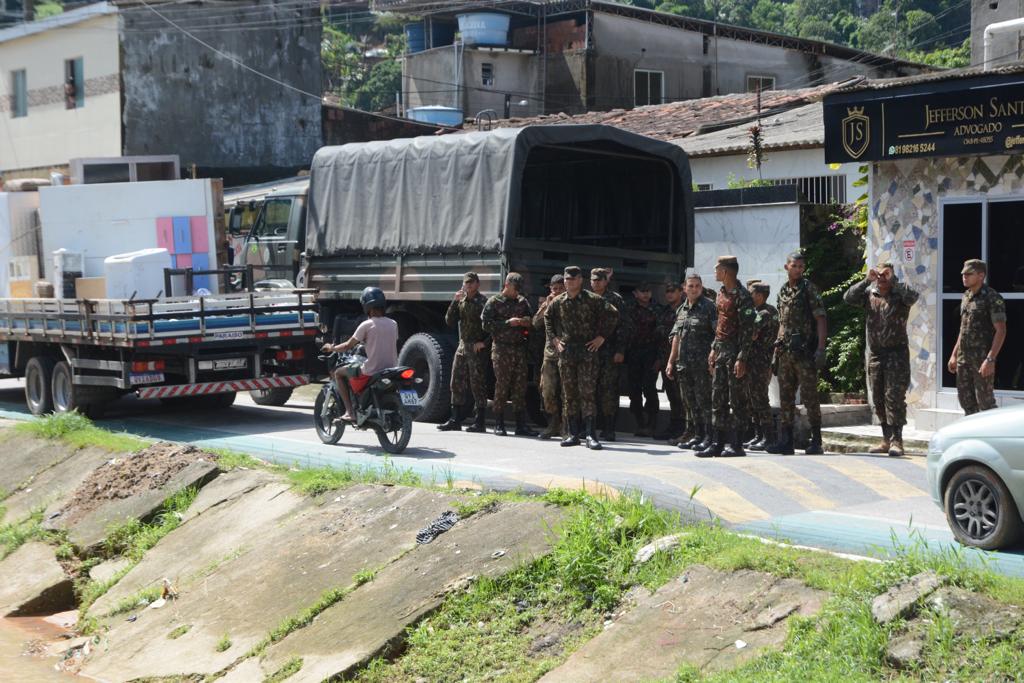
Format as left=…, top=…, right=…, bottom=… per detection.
left=763, top=175, right=847, bottom=204
left=634, top=70, right=664, bottom=106
left=10, top=69, right=26, bottom=118
left=481, top=62, right=494, bottom=87
left=939, top=199, right=1024, bottom=391
left=746, top=75, right=775, bottom=93
left=702, top=35, right=710, bottom=55
left=64, top=57, right=84, bottom=109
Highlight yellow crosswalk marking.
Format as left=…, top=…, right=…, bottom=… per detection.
left=514, top=473, right=620, bottom=499
left=810, top=456, right=927, bottom=499
left=633, top=466, right=771, bottom=524
left=721, top=459, right=836, bottom=511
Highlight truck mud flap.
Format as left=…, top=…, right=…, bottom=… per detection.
left=137, top=375, right=308, bottom=400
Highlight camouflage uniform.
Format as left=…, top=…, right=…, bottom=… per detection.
left=843, top=278, right=920, bottom=426
left=711, top=285, right=756, bottom=431
left=747, top=301, right=780, bottom=430
left=671, top=296, right=717, bottom=430
left=544, top=290, right=617, bottom=419
left=956, top=284, right=1006, bottom=415
left=445, top=292, right=489, bottom=412
left=775, top=278, right=826, bottom=427
left=596, top=289, right=628, bottom=418
left=624, top=298, right=667, bottom=428
left=660, top=301, right=685, bottom=431
left=533, top=298, right=561, bottom=420
left=482, top=293, right=533, bottom=413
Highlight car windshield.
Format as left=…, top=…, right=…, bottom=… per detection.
left=251, top=199, right=292, bottom=238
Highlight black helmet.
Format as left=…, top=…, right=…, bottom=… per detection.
left=359, top=286, right=386, bottom=313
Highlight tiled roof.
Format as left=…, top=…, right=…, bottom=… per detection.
left=675, top=102, right=825, bottom=157
left=833, top=62, right=1024, bottom=92
left=479, top=80, right=856, bottom=141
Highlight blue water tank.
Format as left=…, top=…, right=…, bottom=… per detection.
left=430, top=21, right=456, bottom=48
left=456, top=12, right=510, bottom=47
left=407, top=106, right=464, bottom=127
left=405, top=22, right=426, bottom=54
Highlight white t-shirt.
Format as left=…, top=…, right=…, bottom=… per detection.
left=353, top=316, right=399, bottom=375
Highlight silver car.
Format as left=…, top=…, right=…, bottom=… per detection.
left=927, top=405, right=1024, bottom=550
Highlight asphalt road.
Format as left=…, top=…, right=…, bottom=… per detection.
left=2, top=378, right=1022, bottom=577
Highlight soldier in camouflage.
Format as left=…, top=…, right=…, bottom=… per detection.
left=655, top=280, right=687, bottom=441
left=947, top=259, right=1007, bottom=416
left=545, top=265, right=618, bottom=450
left=624, top=282, right=667, bottom=437
left=666, top=273, right=717, bottom=450
left=696, top=256, right=756, bottom=458
left=844, top=262, right=920, bottom=457
left=533, top=273, right=566, bottom=440
left=745, top=281, right=779, bottom=452
left=590, top=268, right=629, bottom=441
left=438, top=272, right=490, bottom=433
left=766, top=252, right=828, bottom=455
left=482, top=272, right=536, bottom=437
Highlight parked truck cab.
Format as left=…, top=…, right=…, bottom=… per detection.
left=235, top=180, right=308, bottom=288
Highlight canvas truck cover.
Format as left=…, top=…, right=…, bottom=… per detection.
left=307, top=124, right=694, bottom=257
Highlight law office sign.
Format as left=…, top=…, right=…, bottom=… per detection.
left=823, top=71, right=1024, bottom=163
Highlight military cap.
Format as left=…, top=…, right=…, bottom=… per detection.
left=564, top=265, right=582, bottom=278
left=505, top=271, right=525, bottom=288
left=715, top=255, right=739, bottom=268
left=590, top=267, right=610, bottom=281
left=549, top=273, right=564, bottom=285
left=961, top=259, right=987, bottom=275
left=462, top=271, right=479, bottom=283
left=664, top=279, right=681, bottom=291
left=745, top=278, right=761, bottom=288
left=750, top=282, right=770, bottom=295
left=635, top=281, right=652, bottom=291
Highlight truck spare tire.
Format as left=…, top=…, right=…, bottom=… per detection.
left=397, top=332, right=453, bottom=423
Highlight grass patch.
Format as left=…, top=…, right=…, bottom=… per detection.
left=286, top=458, right=420, bottom=497
left=14, top=412, right=148, bottom=452
left=249, top=585, right=352, bottom=657
left=263, top=656, right=302, bottom=683
left=106, top=584, right=163, bottom=617
left=206, top=447, right=272, bottom=472
left=167, top=624, right=191, bottom=640
left=216, top=633, right=232, bottom=652
left=0, top=508, right=50, bottom=559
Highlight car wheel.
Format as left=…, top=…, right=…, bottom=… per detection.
left=944, top=465, right=1024, bottom=550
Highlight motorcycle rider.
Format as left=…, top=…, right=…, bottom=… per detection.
left=321, top=287, right=399, bottom=422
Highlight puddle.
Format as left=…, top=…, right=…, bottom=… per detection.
left=0, top=612, right=83, bottom=681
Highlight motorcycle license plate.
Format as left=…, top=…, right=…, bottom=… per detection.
left=399, top=390, right=420, bottom=407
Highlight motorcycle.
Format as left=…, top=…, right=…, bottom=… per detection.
left=314, top=351, right=420, bottom=454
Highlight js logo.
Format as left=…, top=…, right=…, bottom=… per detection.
left=841, top=107, right=870, bottom=159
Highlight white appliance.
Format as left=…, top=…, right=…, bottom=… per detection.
left=103, top=248, right=172, bottom=300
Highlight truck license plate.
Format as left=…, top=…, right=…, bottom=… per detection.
left=213, top=358, right=247, bottom=370
left=131, top=372, right=164, bottom=385
left=399, top=390, right=419, bottom=407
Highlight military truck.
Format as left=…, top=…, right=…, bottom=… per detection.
left=296, top=125, right=695, bottom=422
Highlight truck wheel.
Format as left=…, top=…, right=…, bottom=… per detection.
left=25, top=356, right=57, bottom=415
left=397, top=333, right=453, bottom=423
left=196, top=391, right=237, bottom=409
left=250, top=387, right=293, bottom=406
left=51, top=361, right=107, bottom=419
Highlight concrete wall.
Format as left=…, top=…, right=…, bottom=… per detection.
left=0, top=12, right=121, bottom=177
left=119, top=0, right=322, bottom=184
left=971, top=0, right=1023, bottom=67
left=689, top=147, right=861, bottom=203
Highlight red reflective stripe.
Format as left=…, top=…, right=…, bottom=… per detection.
left=138, top=341, right=150, bottom=347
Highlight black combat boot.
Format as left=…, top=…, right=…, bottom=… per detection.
left=645, top=408, right=660, bottom=440
left=584, top=416, right=603, bottom=450
left=679, top=422, right=702, bottom=449
left=561, top=416, right=581, bottom=447
left=514, top=412, right=538, bottom=437
left=695, top=429, right=725, bottom=458
left=600, top=413, right=617, bottom=442
left=743, top=424, right=762, bottom=448
left=655, top=417, right=684, bottom=441
left=539, top=410, right=561, bottom=440
left=464, top=406, right=486, bottom=433
left=804, top=425, right=823, bottom=455
left=889, top=425, right=905, bottom=457
left=870, top=423, right=892, bottom=454
left=493, top=409, right=507, bottom=437
left=696, top=422, right=714, bottom=450
left=722, top=429, right=747, bottom=457
left=765, top=425, right=794, bottom=455
left=750, top=422, right=773, bottom=452
left=436, top=404, right=464, bottom=431
left=633, top=412, right=650, bottom=438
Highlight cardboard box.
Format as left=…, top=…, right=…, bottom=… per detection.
left=75, top=276, right=107, bottom=299
left=9, top=280, right=33, bottom=298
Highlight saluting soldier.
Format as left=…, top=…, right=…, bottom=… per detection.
left=624, top=282, right=667, bottom=437
left=481, top=272, right=536, bottom=437
left=697, top=256, right=755, bottom=458
left=590, top=267, right=629, bottom=441
left=766, top=252, right=828, bottom=456
left=666, top=274, right=717, bottom=450
left=545, top=265, right=617, bottom=450
left=844, top=262, right=920, bottom=457
left=655, top=279, right=687, bottom=441
left=745, top=280, right=779, bottom=452
left=947, top=259, right=1006, bottom=416
left=438, top=272, right=489, bottom=433
left=533, top=273, right=566, bottom=440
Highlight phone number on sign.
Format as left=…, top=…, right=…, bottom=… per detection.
left=887, top=142, right=937, bottom=156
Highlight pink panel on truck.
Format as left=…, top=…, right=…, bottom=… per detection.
left=189, top=216, right=209, bottom=253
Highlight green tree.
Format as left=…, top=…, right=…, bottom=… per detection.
left=322, top=20, right=405, bottom=113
